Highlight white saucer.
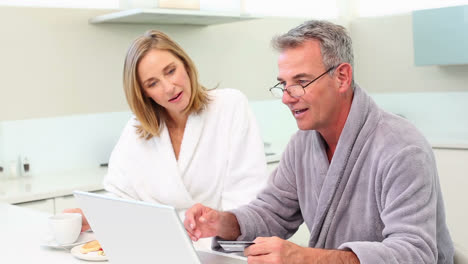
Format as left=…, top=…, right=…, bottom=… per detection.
left=41, top=231, right=96, bottom=249
left=71, top=244, right=108, bottom=262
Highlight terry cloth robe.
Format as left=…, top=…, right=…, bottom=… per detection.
left=231, top=85, right=454, bottom=264
left=103, top=88, right=267, bottom=218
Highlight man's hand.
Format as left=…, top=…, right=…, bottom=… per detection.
left=244, top=237, right=360, bottom=264
left=62, top=208, right=90, bottom=232
left=184, top=203, right=241, bottom=241
left=244, top=237, right=305, bottom=264
left=184, top=203, right=222, bottom=241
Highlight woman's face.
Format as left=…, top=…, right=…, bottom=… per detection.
left=138, top=49, right=192, bottom=120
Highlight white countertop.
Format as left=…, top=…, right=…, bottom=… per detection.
left=0, top=167, right=107, bottom=204
left=3, top=145, right=466, bottom=205
left=3, top=200, right=466, bottom=263
left=425, top=136, right=468, bottom=150
left=0, top=154, right=283, bottom=205
left=431, top=142, right=468, bottom=150
left=0, top=202, right=87, bottom=263
left=265, top=153, right=281, bottom=164
left=3, top=145, right=467, bottom=205
left=0, top=202, right=248, bottom=263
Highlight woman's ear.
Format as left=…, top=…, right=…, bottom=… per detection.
left=336, top=63, right=353, bottom=92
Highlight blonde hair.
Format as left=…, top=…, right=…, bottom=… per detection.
left=123, top=30, right=210, bottom=139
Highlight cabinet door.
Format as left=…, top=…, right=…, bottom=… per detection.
left=266, top=161, right=279, bottom=175
left=15, top=199, right=54, bottom=214
left=55, top=190, right=107, bottom=214
left=288, top=223, right=310, bottom=247
left=54, top=195, right=78, bottom=214
left=433, top=149, right=468, bottom=250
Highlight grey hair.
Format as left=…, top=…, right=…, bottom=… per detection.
left=272, top=20, right=355, bottom=88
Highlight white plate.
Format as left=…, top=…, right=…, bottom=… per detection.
left=41, top=231, right=96, bottom=249
left=71, top=244, right=108, bottom=262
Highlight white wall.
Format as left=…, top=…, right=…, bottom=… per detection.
left=0, top=6, right=162, bottom=120
left=183, top=17, right=306, bottom=100
left=0, top=6, right=306, bottom=173
left=0, top=123, right=4, bottom=165
left=350, top=14, right=468, bottom=93
left=0, top=6, right=306, bottom=121
left=2, top=7, right=467, bottom=146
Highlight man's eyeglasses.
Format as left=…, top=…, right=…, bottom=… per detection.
left=269, top=65, right=338, bottom=98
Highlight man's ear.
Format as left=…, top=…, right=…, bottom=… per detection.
left=335, top=63, right=353, bottom=92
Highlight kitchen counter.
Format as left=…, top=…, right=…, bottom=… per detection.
left=4, top=145, right=466, bottom=205
left=0, top=202, right=249, bottom=263
left=431, top=142, right=468, bottom=150
left=0, top=167, right=107, bottom=204
left=265, top=153, right=281, bottom=164
left=3, top=195, right=466, bottom=263
left=0, top=153, right=282, bottom=205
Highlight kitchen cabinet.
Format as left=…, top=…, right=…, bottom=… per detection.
left=53, top=195, right=76, bottom=214
left=15, top=190, right=108, bottom=214
left=266, top=161, right=279, bottom=175
left=54, top=190, right=108, bottom=214
left=89, top=8, right=256, bottom=25
left=432, top=148, right=468, bottom=256
left=15, top=198, right=54, bottom=214
left=413, top=5, right=468, bottom=66
left=288, top=223, right=310, bottom=247
left=0, top=168, right=107, bottom=214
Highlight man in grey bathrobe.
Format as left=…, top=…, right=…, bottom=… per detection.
left=184, top=20, right=454, bottom=264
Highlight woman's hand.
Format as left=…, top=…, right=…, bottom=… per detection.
left=62, top=208, right=90, bottom=232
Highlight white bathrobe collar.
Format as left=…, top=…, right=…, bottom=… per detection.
left=148, top=111, right=207, bottom=208
left=104, top=88, right=268, bottom=216
left=177, top=112, right=206, bottom=176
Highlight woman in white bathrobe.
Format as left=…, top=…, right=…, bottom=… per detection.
left=66, top=30, right=268, bottom=248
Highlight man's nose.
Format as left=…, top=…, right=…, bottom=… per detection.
left=282, top=90, right=298, bottom=105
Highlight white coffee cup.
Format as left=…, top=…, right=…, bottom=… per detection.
left=49, top=213, right=82, bottom=245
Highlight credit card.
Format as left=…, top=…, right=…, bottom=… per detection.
left=218, top=240, right=255, bottom=252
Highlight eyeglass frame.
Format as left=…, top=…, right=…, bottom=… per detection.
left=269, top=64, right=340, bottom=98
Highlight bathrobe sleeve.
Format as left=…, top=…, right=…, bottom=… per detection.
left=339, top=145, right=439, bottom=264
left=230, top=135, right=304, bottom=241
left=220, top=90, right=268, bottom=211
left=103, top=118, right=145, bottom=201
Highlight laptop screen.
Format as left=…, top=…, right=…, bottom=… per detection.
left=73, top=191, right=246, bottom=264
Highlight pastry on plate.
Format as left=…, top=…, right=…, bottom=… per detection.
left=80, top=240, right=104, bottom=255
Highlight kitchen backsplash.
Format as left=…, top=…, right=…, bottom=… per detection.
left=371, top=91, right=468, bottom=145
left=1, top=90, right=467, bottom=175
left=0, top=112, right=132, bottom=175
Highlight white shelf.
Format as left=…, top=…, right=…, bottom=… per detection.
left=89, top=8, right=257, bottom=25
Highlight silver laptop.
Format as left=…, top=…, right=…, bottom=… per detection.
left=74, top=191, right=246, bottom=264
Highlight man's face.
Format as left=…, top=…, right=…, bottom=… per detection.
left=277, top=40, right=340, bottom=131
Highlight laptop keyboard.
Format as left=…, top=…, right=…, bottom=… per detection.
left=197, top=251, right=247, bottom=264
